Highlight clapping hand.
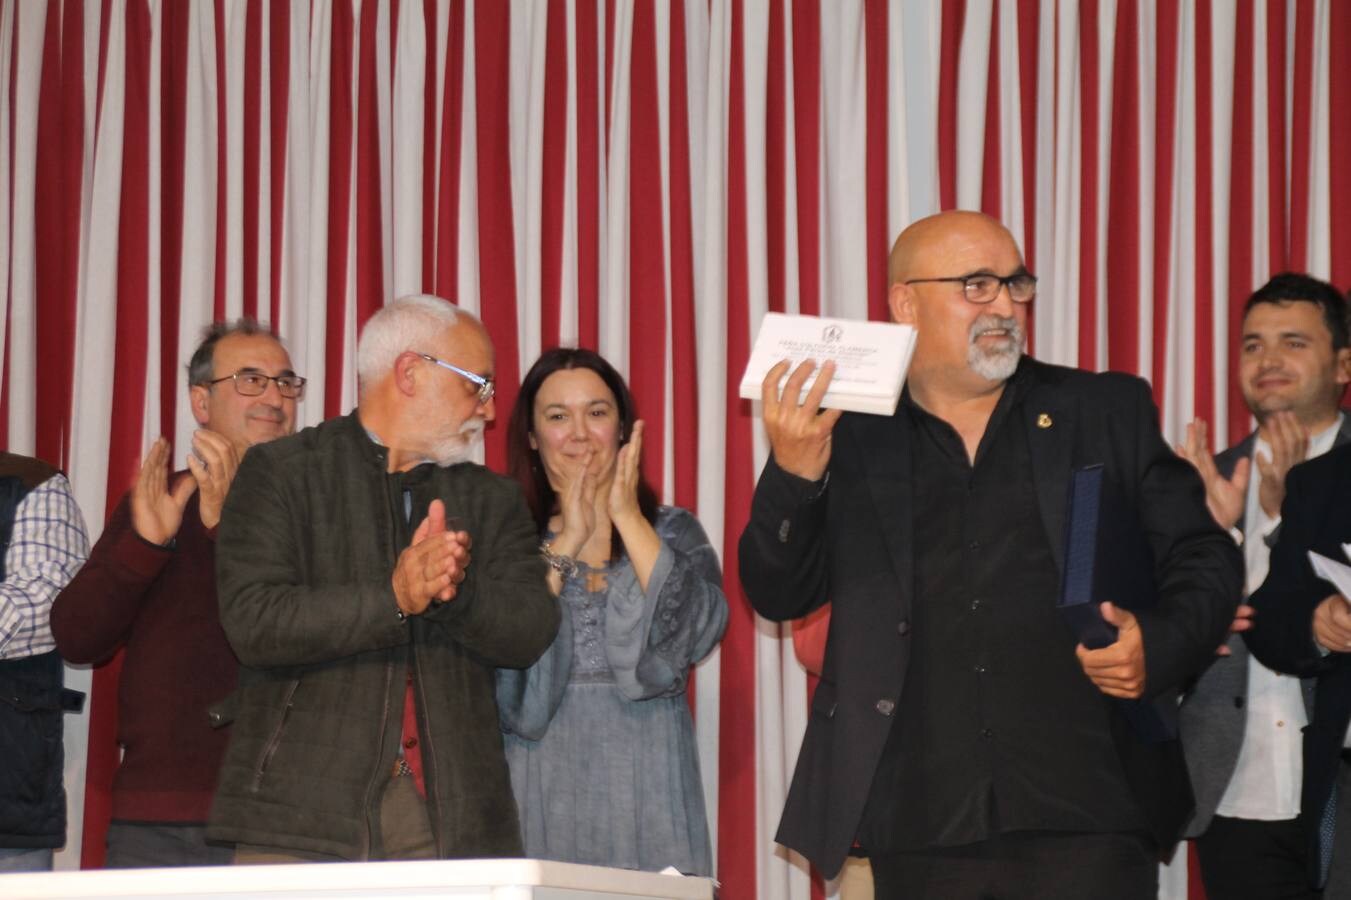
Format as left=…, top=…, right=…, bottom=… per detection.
left=608, top=420, right=645, bottom=525
left=392, top=499, right=471, bottom=614
left=130, top=437, right=198, bottom=546
left=551, top=447, right=598, bottom=559
left=1255, top=411, right=1309, bottom=519
left=1175, top=418, right=1247, bottom=530
left=186, top=429, right=241, bottom=531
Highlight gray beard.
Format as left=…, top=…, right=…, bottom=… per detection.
left=967, top=313, right=1025, bottom=381
left=429, top=418, right=485, bottom=466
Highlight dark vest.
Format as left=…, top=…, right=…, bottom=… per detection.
left=0, top=453, right=84, bottom=848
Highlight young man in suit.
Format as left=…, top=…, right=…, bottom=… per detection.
left=1177, top=274, right=1351, bottom=899
left=740, top=210, right=1243, bottom=899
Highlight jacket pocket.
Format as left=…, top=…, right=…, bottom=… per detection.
left=251, top=678, right=300, bottom=793
left=0, top=678, right=63, bottom=825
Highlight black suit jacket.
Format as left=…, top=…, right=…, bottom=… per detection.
left=1244, top=440, right=1351, bottom=887
left=739, top=357, right=1243, bottom=877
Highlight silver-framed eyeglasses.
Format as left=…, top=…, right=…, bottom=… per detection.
left=904, top=271, right=1037, bottom=304
left=202, top=370, right=307, bottom=399
left=417, top=353, right=495, bottom=405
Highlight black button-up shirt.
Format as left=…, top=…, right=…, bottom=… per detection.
left=858, top=367, right=1144, bottom=851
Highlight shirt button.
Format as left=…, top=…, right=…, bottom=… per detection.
left=875, top=699, right=896, bottom=716
left=897, top=620, right=911, bottom=636
left=981, top=728, right=994, bottom=740
left=1277, top=720, right=1285, bottom=728
left=970, top=599, right=982, bottom=611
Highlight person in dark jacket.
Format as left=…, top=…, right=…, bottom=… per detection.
left=51, top=318, right=303, bottom=868
left=0, top=451, right=89, bottom=872
left=739, top=211, right=1243, bottom=899
left=1244, top=441, right=1351, bottom=895
left=209, top=294, right=559, bottom=863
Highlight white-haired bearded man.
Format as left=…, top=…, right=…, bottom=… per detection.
left=207, top=294, right=559, bottom=862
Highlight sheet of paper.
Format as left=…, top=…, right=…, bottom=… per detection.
left=1308, top=550, right=1351, bottom=603
left=738, top=312, right=917, bottom=416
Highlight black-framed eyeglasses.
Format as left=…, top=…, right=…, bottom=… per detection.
left=202, top=371, right=307, bottom=399
left=417, top=353, right=495, bottom=405
left=904, top=271, right=1037, bottom=304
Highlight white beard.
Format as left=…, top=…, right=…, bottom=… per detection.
left=967, top=313, right=1025, bottom=381
left=429, top=417, right=485, bottom=466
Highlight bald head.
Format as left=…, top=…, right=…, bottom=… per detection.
left=888, top=211, right=1022, bottom=286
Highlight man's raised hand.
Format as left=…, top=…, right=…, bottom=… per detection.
left=762, top=360, right=843, bottom=482
left=1175, top=418, right=1247, bottom=530
left=130, top=437, right=198, bottom=546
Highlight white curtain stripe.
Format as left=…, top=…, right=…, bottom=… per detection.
left=1308, top=0, right=1331, bottom=277
left=392, top=0, right=425, bottom=301
left=222, top=0, right=246, bottom=321
left=599, top=0, right=633, bottom=373
left=7, top=0, right=46, bottom=453
left=455, top=0, right=479, bottom=317
left=510, top=0, right=546, bottom=370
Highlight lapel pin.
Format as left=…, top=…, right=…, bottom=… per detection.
left=1036, top=413, right=1053, bottom=429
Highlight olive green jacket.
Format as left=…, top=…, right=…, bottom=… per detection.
left=207, top=412, right=558, bottom=860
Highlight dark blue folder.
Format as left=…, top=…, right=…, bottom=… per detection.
left=1057, top=463, right=1177, bottom=742
left=1057, top=464, right=1118, bottom=649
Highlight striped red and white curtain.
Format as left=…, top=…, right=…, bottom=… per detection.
left=9, top=2, right=1351, bottom=898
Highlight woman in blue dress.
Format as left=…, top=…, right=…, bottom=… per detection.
left=497, top=348, right=727, bottom=876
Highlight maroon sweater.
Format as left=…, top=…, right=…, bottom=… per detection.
left=50, top=482, right=237, bottom=823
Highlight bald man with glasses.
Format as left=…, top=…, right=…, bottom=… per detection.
left=740, top=211, right=1243, bottom=899
left=52, top=318, right=304, bottom=868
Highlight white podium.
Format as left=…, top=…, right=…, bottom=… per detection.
left=0, top=858, right=715, bottom=900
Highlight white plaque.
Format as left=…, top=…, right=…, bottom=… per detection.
left=1309, top=548, right=1351, bottom=606
left=738, top=312, right=917, bottom=415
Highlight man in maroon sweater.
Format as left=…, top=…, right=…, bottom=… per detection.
left=51, top=319, right=303, bottom=867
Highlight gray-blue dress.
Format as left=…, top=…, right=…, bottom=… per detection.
left=496, top=506, right=728, bottom=876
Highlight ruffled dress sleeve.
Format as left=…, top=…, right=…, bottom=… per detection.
left=604, top=507, right=728, bottom=700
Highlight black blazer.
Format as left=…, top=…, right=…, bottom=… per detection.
left=739, top=357, right=1243, bottom=877
left=1244, top=440, right=1351, bottom=888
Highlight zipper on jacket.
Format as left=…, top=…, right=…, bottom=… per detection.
left=251, top=678, right=300, bottom=792
left=360, top=657, right=395, bottom=861
left=411, top=643, right=444, bottom=857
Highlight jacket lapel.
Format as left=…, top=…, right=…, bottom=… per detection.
left=1335, top=412, right=1351, bottom=447
left=1023, top=384, right=1076, bottom=576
